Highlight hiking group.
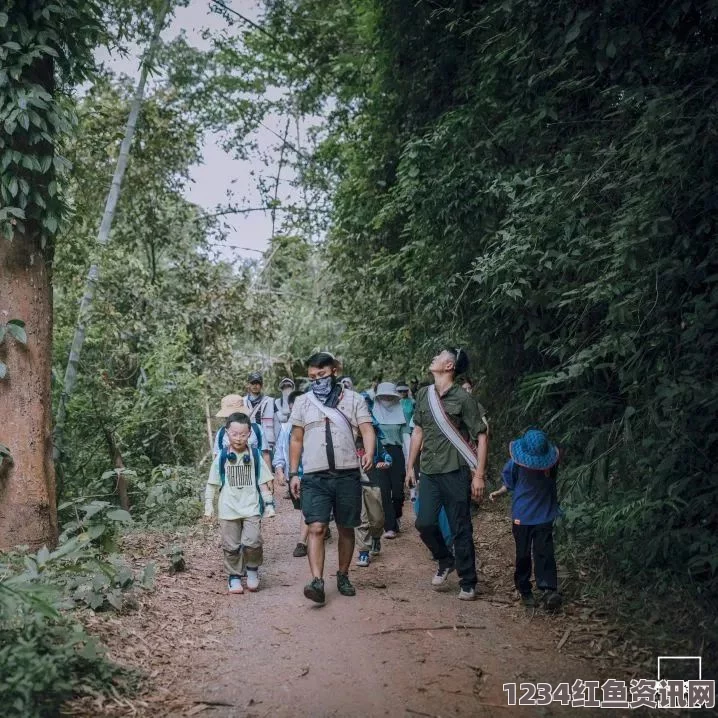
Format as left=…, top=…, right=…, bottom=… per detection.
left=203, top=349, right=562, bottom=610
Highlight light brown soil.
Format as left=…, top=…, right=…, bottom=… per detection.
left=72, top=498, right=649, bottom=717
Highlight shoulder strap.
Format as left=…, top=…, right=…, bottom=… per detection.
left=426, top=385, right=478, bottom=470
left=252, top=422, right=262, bottom=449
left=306, top=392, right=356, bottom=444
left=219, top=447, right=229, bottom=487
left=251, top=446, right=265, bottom=513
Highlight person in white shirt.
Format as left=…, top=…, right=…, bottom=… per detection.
left=289, top=352, right=375, bottom=604
left=274, top=377, right=296, bottom=424
left=244, top=371, right=280, bottom=450
left=204, top=413, right=275, bottom=594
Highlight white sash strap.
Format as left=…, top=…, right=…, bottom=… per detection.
left=247, top=396, right=269, bottom=422
left=427, top=385, right=478, bottom=470
left=305, top=392, right=356, bottom=445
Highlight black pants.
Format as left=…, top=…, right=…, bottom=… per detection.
left=512, top=522, right=557, bottom=595
left=385, top=444, right=406, bottom=530
left=415, top=469, right=477, bottom=589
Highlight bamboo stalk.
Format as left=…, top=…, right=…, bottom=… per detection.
left=53, top=0, right=171, bottom=462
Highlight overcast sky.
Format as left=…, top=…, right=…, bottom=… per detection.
left=98, top=0, right=304, bottom=261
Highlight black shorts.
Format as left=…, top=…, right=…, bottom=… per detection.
left=301, top=470, right=362, bottom=528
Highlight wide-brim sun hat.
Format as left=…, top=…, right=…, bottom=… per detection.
left=216, top=394, right=248, bottom=418
left=509, top=429, right=559, bottom=471
left=375, top=381, right=401, bottom=399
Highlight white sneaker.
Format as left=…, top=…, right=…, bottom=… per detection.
left=228, top=575, right=244, bottom=594
left=246, top=567, right=260, bottom=592
left=458, top=587, right=477, bottom=601
left=263, top=502, right=276, bottom=518
left=431, top=565, right=455, bottom=587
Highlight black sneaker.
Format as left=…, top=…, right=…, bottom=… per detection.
left=293, top=542, right=307, bottom=558
left=336, top=571, right=356, bottom=597
left=370, top=537, right=381, bottom=555
left=304, top=577, right=325, bottom=604
left=542, top=591, right=562, bottom=611
left=521, top=592, right=535, bottom=608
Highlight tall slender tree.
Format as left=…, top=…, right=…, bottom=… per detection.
left=0, top=2, right=104, bottom=549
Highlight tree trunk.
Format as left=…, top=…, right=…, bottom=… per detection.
left=0, top=57, right=57, bottom=550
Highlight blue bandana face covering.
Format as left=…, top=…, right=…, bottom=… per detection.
left=311, top=376, right=334, bottom=400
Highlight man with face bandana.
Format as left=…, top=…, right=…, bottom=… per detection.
left=288, top=352, right=375, bottom=604
left=372, top=382, right=411, bottom=538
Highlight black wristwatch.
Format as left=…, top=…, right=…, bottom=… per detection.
left=289, top=471, right=300, bottom=478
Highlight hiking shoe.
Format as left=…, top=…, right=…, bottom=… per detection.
left=356, top=551, right=371, bottom=567
left=383, top=530, right=397, bottom=539
left=431, top=564, right=455, bottom=587
left=246, top=567, right=259, bottom=592
left=304, top=577, right=326, bottom=604
left=542, top=591, right=562, bottom=611
left=458, top=587, right=477, bottom=601
left=263, top=502, right=276, bottom=518
left=293, top=542, right=308, bottom=558
left=336, top=572, right=356, bottom=596
left=370, top=537, right=381, bottom=555
left=228, top=575, right=244, bottom=594
left=521, top=593, right=535, bottom=608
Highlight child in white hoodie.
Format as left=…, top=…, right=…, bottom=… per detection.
left=204, top=413, right=274, bottom=593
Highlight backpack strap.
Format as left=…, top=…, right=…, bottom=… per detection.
left=219, top=446, right=231, bottom=488
left=216, top=426, right=226, bottom=453
left=252, top=422, right=263, bottom=450
left=252, top=446, right=265, bottom=513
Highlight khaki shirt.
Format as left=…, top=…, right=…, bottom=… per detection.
left=290, top=390, right=372, bottom=474
left=413, top=384, right=488, bottom=475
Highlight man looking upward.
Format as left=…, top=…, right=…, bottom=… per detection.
left=289, top=352, right=375, bottom=604
left=406, top=348, right=488, bottom=601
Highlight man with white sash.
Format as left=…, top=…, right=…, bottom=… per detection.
left=405, top=348, right=488, bottom=601
left=289, top=352, right=375, bottom=605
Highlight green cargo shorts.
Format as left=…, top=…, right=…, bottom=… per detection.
left=301, top=470, right=362, bottom=528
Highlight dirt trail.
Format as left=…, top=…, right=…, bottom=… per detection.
left=78, top=497, right=643, bottom=717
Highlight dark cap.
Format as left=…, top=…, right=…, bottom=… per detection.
left=247, top=371, right=263, bottom=384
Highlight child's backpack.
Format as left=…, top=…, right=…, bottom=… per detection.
left=218, top=444, right=265, bottom=513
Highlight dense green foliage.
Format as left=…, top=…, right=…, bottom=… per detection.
left=0, top=504, right=149, bottom=716
left=253, top=0, right=718, bottom=594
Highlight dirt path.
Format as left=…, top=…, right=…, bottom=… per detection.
left=76, top=497, right=645, bottom=717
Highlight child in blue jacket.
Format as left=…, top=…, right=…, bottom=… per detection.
left=490, top=429, right=562, bottom=610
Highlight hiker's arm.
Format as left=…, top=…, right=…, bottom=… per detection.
left=358, top=421, right=375, bottom=472
left=405, top=425, right=423, bottom=487
left=204, top=461, right=220, bottom=518
left=262, top=450, right=272, bottom=472
left=472, top=432, right=488, bottom=502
